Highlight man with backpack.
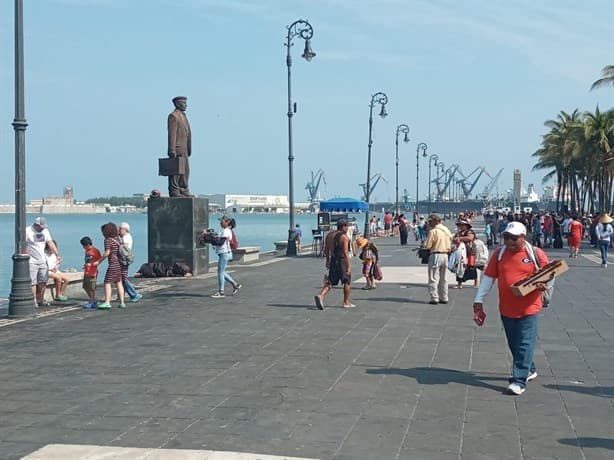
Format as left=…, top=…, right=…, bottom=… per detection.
left=314, top=219, right=354, bottom=309
left=473, top=221, right=549, bottom=396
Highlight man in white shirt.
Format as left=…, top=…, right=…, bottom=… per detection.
left=26, top=217, right=60, bottom=307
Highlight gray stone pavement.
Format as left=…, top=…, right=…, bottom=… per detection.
left=1, top=221, right=614, bottom=460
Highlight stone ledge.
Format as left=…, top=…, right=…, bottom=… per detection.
left=233, top=246, right=260, bottom=263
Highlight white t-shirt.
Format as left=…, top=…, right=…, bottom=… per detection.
left=45, top=253, right=59, bottom=271
left=215, top=228, right=232, bottom=254
left=25, top=225, right=52, bottom=262
left=121, top=233, right=134, bottom=250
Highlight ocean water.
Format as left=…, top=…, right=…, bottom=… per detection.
left=0, top=213, right=361, bottom=297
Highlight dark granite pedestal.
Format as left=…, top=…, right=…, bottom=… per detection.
left=147, top=197, right=209, bottom=275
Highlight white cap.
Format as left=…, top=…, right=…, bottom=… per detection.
left=504, top=221, right=526, bottom=236
left=119, top=222, right=130, bottom=232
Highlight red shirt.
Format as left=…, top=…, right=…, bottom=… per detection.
left=84, top=246, right=102, bottom=278
left=484, top=246, right=549, bottom=318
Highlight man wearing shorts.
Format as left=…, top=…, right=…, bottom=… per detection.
left=26, top=217, right=60, bottom=307
left=314, top=219, right=354, bottom=309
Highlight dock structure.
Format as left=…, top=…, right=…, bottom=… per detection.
left=1, top=217, right=613, bottom=460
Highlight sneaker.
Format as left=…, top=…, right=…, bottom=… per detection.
left=130, top=294, right=143, bottom=303
left=97, top=302, right=112, bottom=309
left=211, top=292, right=225, bottom=298
left=527, top=371, right=538, bottom=382
left=343, top=303, right=356, bottom=308
left=83, top=302, right=95, bottom=309
left=118, top=303, right=126, bottom=309
left=429, top=300, right=439, bottom=305
left=232, top=284, right=242, bottom=296
left=439, top=300, right=449, bottom=304
left=507, top=383, right=525, bottom=395
left=314, top=295, right=324, bottom=310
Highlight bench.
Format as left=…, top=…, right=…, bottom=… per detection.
left=274, top=241, right=288, bottom=251
left=44, top=272, right=84, bottom=301
left=233, top=246, right=260, bottom=264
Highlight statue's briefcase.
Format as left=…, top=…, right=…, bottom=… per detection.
left=158, top=157, right=186, bottom=176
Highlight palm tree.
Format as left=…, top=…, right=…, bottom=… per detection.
left=590, top=65, right=614, bottom=91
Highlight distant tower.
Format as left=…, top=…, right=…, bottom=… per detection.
left=63, top=186, right=74, bottom=201
left=513, top=170, right=521, bottom=208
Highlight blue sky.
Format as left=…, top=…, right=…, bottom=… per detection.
left=0, top=0, right=612, bottom=204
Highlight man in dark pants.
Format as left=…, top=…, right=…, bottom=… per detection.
left=473, top=221, right=549, bottom=395
left=167, top=96, right=192, bottom=197
left=314, top=219, right=354, bottom=309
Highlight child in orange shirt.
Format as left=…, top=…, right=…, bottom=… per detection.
left=80, top=236, right=102, bottom=309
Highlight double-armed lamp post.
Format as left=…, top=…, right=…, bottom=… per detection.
left=415, top=142, right=428, bottom=214
left=394, top=124, right=410, bottom=215
left=427, top=154, right=438, bottom=214
left=285, top=19, right=315, bottom=256
left=9, top=0, right=34, bottom=318
left=363, top=92, right=388, bottom=236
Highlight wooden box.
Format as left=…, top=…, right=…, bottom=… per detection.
left=158, top=157, right=186, bottom=176
left=511, top=260, right=568, bottom=297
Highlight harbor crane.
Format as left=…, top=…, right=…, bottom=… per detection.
left=360, top=173, right=387, bottom=201
left=305, top=169, right=326, bottom=202
left=478, top=168, right=504, bottom=201
left=402, top=188, right=411, bottom=211
left=434, top=165, right=459, bottom=201
left=456, top=166, right=487, bottom=199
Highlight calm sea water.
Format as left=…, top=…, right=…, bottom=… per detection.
left=0, top=213, right=362, bottom=297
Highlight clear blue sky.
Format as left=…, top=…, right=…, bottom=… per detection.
left=0, top=0, right=612, bottom=203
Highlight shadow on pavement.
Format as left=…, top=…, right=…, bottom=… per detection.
left=267, top=303, right=319, bottom=310
left=559, top=437, right=614, bottom=450
left=366, top=366, right=507, bottom=392
left=544, top=384, right=614, bottom=398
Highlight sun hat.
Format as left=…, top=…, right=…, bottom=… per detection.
left=600, top=214, right=614, bottom=224
left=119, top=222, right=130, bottom=232
left=33, top=217, right=48, bottom=229
left=356, top=236, right=369, bottom=249
left=503, top=221, right=527, bottom=236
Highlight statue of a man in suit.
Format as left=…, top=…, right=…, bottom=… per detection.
left=167, top=96, right=192, bottom=197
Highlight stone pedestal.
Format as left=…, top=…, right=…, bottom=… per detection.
left=148, top=197, right=209, bottom=275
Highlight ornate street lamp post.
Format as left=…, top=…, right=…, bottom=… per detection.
left=363, top=92, right=388, bottom=236
left=395, top=124, right=410, bottom=215
left=427, top=154, right=438, bottom=214
left=285, top=19, right=315, bottom=256
left=8, top=0, right=34, bottom=318
left=415, top=142, right=428, bottom=214
left=436, top=162, right=445, bottom=213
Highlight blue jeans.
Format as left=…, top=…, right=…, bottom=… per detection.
left=598, top=240, right=609, bottom=265
left=123, top=279, right=138, bottom=299
left=217, top=252, right=236, bottom=293
left=501, top=314, right=538, bottom=387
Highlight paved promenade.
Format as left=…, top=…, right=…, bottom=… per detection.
left=1, top=220, right=613, bottom=460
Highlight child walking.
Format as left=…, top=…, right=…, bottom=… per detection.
left=356, top=236, right=380, bottom=290
left=80, top=236, right=102, bottom=309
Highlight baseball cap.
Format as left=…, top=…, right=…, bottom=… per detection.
left=33, top=217, right=47, bottom=228
left=427, top=213, right=441, bottom=222
left=503, top=221, right=526, bottom=236
left=219, top=214, right=231, bottom=222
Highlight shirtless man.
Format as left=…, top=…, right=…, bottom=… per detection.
left=314, top=219, right=354, bottom=309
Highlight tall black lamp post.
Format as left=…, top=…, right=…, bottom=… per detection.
left=436, top=162, right=445, bottom=213
left=9, top=0, right=34, bottom=318
left=285, top=19, right=315, bottom=256
left=394, top=124, right=410, bottom=215
left=427, top=154, right=438, bottom=214
left=363, top=92, right=388, bottom=236
left=415, top=142, right=428, bottom=214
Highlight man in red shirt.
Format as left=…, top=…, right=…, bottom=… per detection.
left=473, top=221, right=549, bottom=395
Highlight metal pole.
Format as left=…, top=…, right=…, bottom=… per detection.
left=415, top=142, right=427, bottom=215
left=395, top=132, right=399, bottom=216
left=363, top=92, right=388, bottom=236
left=284, top=19, right=314, bottom=256
left=364, top=103, right=375, bottom=236
left=9, top=0, right=34, bottom=318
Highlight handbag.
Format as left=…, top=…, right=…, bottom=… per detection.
left=417, top=248, right=430, bottom=264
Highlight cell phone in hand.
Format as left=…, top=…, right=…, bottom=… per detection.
left=473, top=309, right=486, bottom=326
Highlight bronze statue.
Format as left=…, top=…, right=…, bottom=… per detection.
left=167, top=96, right=192, bottom=197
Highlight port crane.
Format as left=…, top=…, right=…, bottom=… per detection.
left=434, top=165, right=459, bottom=201
left=360, top=173, right=387, bottom=201
left=402, top=188, right=411, bottom=211
left=478, top=168, right=504, bottom=201
left=305, top=169, right=326, bottom=202
left=456, top=166, right=487, bottom=199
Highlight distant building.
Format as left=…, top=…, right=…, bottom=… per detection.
left=201, top=194, right=309, bottom=213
